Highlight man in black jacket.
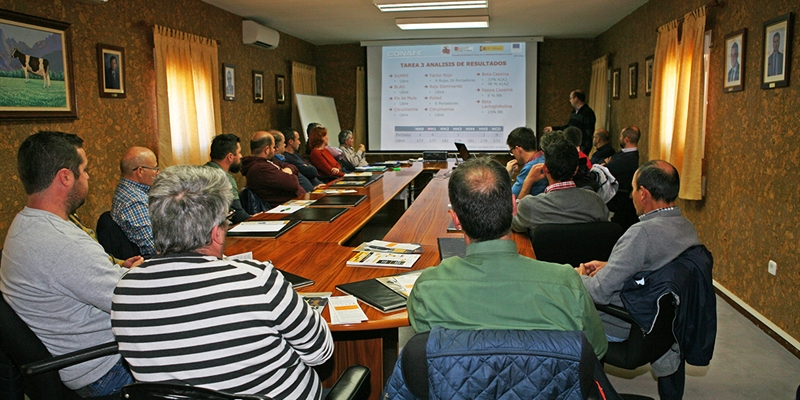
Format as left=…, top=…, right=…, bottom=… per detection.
left=545, top=90, right=596, bottom=154
left=281, top=128, right=323, bottom=188
left=605, top=126, right=641, bottom=230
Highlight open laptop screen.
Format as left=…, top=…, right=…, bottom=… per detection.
left=454, top=142, right=470, bottom=161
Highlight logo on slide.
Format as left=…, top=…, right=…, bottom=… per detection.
left=441, top=46, right=451, bottom=54
left=453, top=46, right=474, bottom=53
left=480, top=45, right=504, bottom=52
left=512, top=43, right=522, bottom=52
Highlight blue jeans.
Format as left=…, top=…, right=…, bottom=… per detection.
left=74, top=358, right=134, bottom=398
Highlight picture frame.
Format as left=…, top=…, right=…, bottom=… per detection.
left=724, top=29, right=746, bottom=93
left=253, top=70, right=264, bottom=103
left=628, top=62, right=638, bottom=99
left=276, top=74, right=286, bottom=104
left=761, top=13, right=793, bottom=89
left=223, top=63, right=236, bottom=101
left=0, top=9, right=77, bottom=120
left=97, top=43, right=126, bottom=98
left=612, top=68, right=620, bottom=100
left=645, top=55, right=654, bottom=96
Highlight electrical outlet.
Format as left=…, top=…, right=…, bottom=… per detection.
left=768, top=260, right=777, bottom=276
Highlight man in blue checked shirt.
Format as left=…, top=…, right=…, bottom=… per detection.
left=111, top=146, right=159, bottom=255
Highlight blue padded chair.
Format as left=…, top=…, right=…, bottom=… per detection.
left=239, top=187, right=271, bottom=215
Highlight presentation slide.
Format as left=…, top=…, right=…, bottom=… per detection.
left=365, top=38, right=539, bottom=152
left=380, top=43, right=525, bottom=151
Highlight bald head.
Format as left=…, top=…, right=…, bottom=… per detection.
left=120, top=146, right=158, bottom=186
left=251, top=131, right=275, bottom=159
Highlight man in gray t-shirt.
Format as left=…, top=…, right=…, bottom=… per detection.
left=0, top=131, right=140, bottom=397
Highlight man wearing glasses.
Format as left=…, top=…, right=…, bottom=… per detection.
left=112, top=146, right=159, bottom=255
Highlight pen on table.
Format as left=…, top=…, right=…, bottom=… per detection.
left=279, top=207, right=292, bottom=212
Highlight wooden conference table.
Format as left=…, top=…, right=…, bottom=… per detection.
left=224, top=160, right=534, bottom=399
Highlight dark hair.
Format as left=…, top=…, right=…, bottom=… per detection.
left=563, top=126, right=582, bottom=148
left=307, top=122, right=321, bottom=136
left=594, top=129, right=610, bottom=142
left=506, top=126, right=538, bottom=152
left=338, top=130, right=353, bottom=145
left=308, top=126, right=328, bottom=149
left=250, top=133, right=273, bottom=154
left=543, top=137, right=579, bottom=182
left=621, top=126, right=640, bottom=144
left=282, top=128, right=299, bottom=143
left=18, top=131, right=84, bottom=195
left=448, top=157, right=512, bottom=242
left=210, top=133, right=240, bottom=161
left=635, top=160, right=680, bottom=202
left=572, top=90, right=586, bottom=103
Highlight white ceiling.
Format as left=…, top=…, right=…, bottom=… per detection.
left=200, top=0, right=649, bottom=46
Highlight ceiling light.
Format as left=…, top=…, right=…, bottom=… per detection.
left=396, top=16, right=489, bottom=30
left=375, top=1, right=487, bottom=12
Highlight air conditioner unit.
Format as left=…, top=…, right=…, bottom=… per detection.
left=243, top=20, right=279, bottom=50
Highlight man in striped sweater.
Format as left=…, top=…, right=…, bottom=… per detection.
left=111, top=165, right=333, bottom=400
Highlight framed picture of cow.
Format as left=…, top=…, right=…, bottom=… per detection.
left=97, top=43, right=126, bottom=98
left=0, top=9, right=77, bottom=119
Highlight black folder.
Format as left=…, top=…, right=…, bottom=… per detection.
left=336, top=279, right=407, bottom=313
left=437, top=237, right=467, bottom=260
left=226, top=219, right=301, bottom=237
left=309, top=195, right=367, bottom=207
left=281, top=207, right=347, bottom=222
left=277, top=269, right=314, bottom=289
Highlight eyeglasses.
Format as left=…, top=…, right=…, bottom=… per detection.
left=508, top=147, right=516, bottom=156
left=134, top=166, right=160, bottom=172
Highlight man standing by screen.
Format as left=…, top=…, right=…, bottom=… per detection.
left=545, top=90, right=596, bottom=155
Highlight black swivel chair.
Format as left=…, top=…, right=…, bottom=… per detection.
left=530, top=221, right=624, bottom=268
left=96, top=210, right=140, bottom=260
left=239, top=187, right=271, bottom=215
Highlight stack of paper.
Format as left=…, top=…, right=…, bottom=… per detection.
left=328, top=295, right=368, bottom=324
left=376, top=271, right=423, bottom=297
left=344, top=172, right=374, bottom=177
left=354, top=240, right=422, bottom=254
left=346, top=252, right=420, bottom=269
left=283, top=199, right=317, bottom=206
left=228, top=220, right=292, bottom=233
left=313, top=189, right=359, bottom=194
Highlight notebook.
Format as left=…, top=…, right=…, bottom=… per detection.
left=437, top=237, right=467, bottom=260
left=336, top=279, right=408, bottom=313
left=281, top=207, right=348, bottom=222
left=277, top=269, right=314, bottom=289
left=309, top=195, right=367, bottom=207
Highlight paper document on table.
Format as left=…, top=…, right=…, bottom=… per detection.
left=313, top=189, right=358, bottom=194
left=225, top=252, right=253, bottom=260
left=228, top=220, right=291, bottom=233
left=283, top=199, right=316, bottom=206
left=267, top=205, right=305, bottom=214
left=328, top=295, right=368, bottom=324
left=344, top=172, right=373, bottom=177
left=354, top=240, right=422, bottom=254
left=375, top=271, right=423, bottom=298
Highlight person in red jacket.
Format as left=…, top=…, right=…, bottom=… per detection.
left=308, top=126, right=345, bottom=180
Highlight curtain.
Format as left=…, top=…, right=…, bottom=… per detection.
left=153, top=25, right=220, bottom=167
left=354, top=66, right=367, bottom=148
left=647, top=7, right=706, bottom=200
left=291, top=61, right=317, bottom=146
left=588, top=55, right=609, bottom=131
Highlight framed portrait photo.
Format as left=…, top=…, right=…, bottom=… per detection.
left=253, top=70, right=264, bottom=103
left=628, top=62, right=638, bottom=99
left=645, top=55, right=654, bottom=96
left=223, top=63, right=236, bottom=101
left=761, top=13, right=793, bottom=89
left=0, top=9, right=77, bottom=119
left=612, top=68, right=621, bottom=100
left=97, top=43, right=126, bottom=98
left=276, top=74, right=286, bottom=104
left=724, top=29, right=746, bottom=93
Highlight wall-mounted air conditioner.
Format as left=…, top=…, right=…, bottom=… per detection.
left=243, top=20, right=279, bottom=50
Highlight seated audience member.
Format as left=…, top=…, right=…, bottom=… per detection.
left=578, top=160, right=699, bottom=341
left=564, top=126, right=599, bottom=191
left=242, top=131, right=306, bottom=205
left=282, top=127, right=323, bottom=187
left=605, top=126, right=641, bottom=230
left=308, top=126, right=345, bottom=180
left=306, top=122, right=342, bottom=160
left=1, top=131, right=135, bottom=397
left=564, top=126, right=592, bottom=169
left=511, top=137, right=608, bottom=233
left=407, top=157, right=607, bottom=359
left=338, top=130, right=368, bottom=171
left=505, top=127, right=546, bottom=197
left=112, top=165, right=333, bottom=399
left=271, top=130, right=320, bottom=192
left=590, top=128, right=616, bottom=165
left=204, top=133, right=250, bottom=224
left=112, top=146, right=159, bottom=255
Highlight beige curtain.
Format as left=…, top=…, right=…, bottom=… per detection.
left=153, top=25, right=221, bottom=167
left=291, top=61, right=317, bottom=145
left=354, top=66, right=367, bottom=148
left=648, top=7, right=706, bottom=199
left=588, top=55, right=609, bottom=131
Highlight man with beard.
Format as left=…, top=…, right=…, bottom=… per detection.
left=205, top=133, right=250, bottom=223
left=0, top=131, right=136, bottom=397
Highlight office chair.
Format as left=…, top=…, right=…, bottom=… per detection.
left=0, top=295, right=118, bottom=400
left=96, top=210, right=141, bottom=260
left=383, top=327, right=643, bottom=400
left=240, top=187, right=271, bottom=215
left=530, top=221, right=624, bottom=268
left=121, top=365, right=370, bottom=400
left=595, top=245, right=716, bottom=400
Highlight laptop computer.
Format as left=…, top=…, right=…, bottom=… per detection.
left=454, top=142, right=472, bottom=163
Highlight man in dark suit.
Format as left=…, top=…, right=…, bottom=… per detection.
left=545, top=90, right=596, bottom=155
left=106, top=55, right=120, bottom=89
left=605, top=126, right=640, bottom=230
left=767, top=32, right=783, bottom=77
left=728, top=42, right=740, bottom=82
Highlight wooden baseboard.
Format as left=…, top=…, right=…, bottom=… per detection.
left=714, top=282, right=800, bottom=359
